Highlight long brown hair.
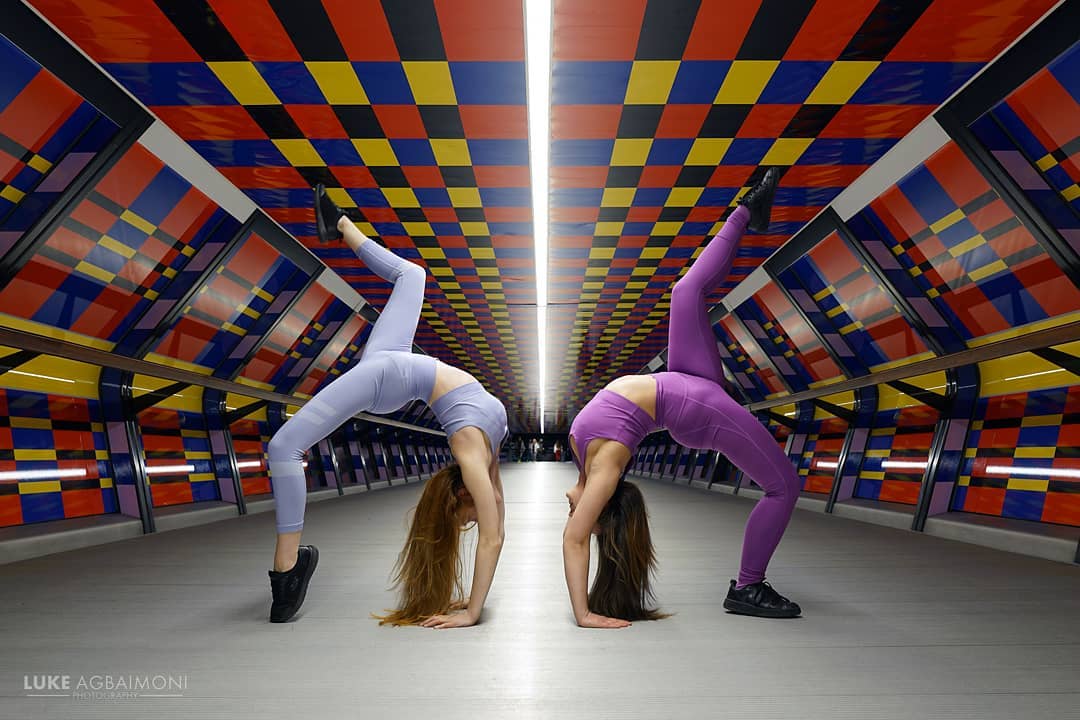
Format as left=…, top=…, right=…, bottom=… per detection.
left=374, top=463, right=469, bottom=626
left=588, top=481, right=668, bottom=621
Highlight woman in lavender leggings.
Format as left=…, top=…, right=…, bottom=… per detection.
left=563, top=167, right=802, bottom=628
left=266, top=186, right=507, bottom=626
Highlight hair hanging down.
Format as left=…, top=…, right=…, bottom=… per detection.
left=588, top=481, right=668, bottom=621
left=374, top=463, right=468, bottom=626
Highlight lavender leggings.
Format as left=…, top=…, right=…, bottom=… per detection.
left=663, top=204, right=801, bottom=587
left=267, top=238, right=435, bottom=534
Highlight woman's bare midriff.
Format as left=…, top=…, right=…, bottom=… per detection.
left=428, top=360, right=477, bottom=405
left=570, top=374, right=658, bottom=474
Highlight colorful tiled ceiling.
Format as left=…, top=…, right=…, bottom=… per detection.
left=0, top=33, right=119, bottom=258
left=0, top=140, right=240, bottom=353
left=968, top=40, right=1080, bottom=256
left=30, top=0, right=1060, bottom=432
left=716, top=313, right=787, bottom=401
left=544, top=0, right=1056, bottom=429
left=854, top=141, right=1080, bottom=347
left=31, top=0, right=540, bottom=430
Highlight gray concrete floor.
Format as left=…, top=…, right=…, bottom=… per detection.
left=2, top=462, right=1079, bottom=719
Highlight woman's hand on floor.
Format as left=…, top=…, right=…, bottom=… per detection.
left=421, top=611, right=477, bottom=629
left=577, top=611, right=631, bottom=629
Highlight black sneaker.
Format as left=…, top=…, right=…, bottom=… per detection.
left=723, top=579, right=801, bottom=618
left=314, top=184, right=345, bottom=243
left=737, top=166, right=780, bottom=233
left=269, top=545, right=319, bottom=623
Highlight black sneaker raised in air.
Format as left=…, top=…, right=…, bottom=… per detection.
left=269, top=545, right=319, bottom=623
left=737, top=166, right=780, bottom=233
left=723, top=579, right=801, bottom=618
left=314, top=184, right=345, bottom=244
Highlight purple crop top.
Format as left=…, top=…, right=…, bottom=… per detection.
left=568, top=389, right=659, bottom=472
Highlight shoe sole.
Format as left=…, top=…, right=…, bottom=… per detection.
left=722, top=597, right=801, bottom=619
left=313, top=185, right=340, bottom=244
left=270, top=546, right=319, bottom=623
left=747, top=168, right=779, bottom=232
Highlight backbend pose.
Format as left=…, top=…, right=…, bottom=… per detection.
left=266, top=185, right=507, bottom=627
left=563, top=167, right=802, bottom=628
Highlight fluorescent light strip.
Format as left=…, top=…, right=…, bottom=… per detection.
left=526, top=0, right=551, bottom=433
left=9, top=370, right=75, bottom=384
left=145, top=464, right=195, bottom=475
left=814, top=461, right=839, bottom=470
left=0, top=468, right=88, bottom=481
left=882, top=460, right=928, bottom=470
left=236, top=460, right=264, bottom=470
left=985, top=465, right=1080, bottom=480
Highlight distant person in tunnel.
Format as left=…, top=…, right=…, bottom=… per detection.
left=265, top=185, right=508, bottom=627
left=563, top=167, right=802, bottom=628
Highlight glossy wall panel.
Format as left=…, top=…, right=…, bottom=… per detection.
left=0, top=351, right=114, bottom=528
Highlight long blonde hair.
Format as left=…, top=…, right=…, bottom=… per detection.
left=374, top=464, right=469, bottom=625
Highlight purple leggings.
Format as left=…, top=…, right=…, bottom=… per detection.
left=663, top=204, right=800, bottom=587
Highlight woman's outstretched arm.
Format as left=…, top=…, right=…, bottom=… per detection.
left=563, top=459, right=630, bottom=629
left=422, top=430, right=504, bottom=629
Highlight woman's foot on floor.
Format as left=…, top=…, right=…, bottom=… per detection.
left=722, top=579, right=801, bottom=618
left=269, top=544, right=319, bottom=622
left=737, top=166, right=780, bottom=233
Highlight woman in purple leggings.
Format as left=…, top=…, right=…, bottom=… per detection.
left=266, top=185, right=507, bottom=626
left=563, top=167, right=802, bottom=628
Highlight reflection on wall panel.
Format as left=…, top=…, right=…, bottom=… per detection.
left=133, top=379, right=213, bottom=507
left=0, top=142, right=237, bottom=351
left=0, top=33, right=118, bottom=256
left=736, top=282, right=843, bottom=392
left=856, top=141, right=1080, bottom=346
left=969, top=40, right=1080, bottom=252
left=856, top=382, right=941, bottom=505
left=238, top=283, right=350, bottom=392
left=146, top=230, right=303, bottom=374
left=293, top=313, right=370, bottom=399
left=717, top=315, right=786, bottom=398
left=799, top=412, right=848, bottom=496
left=0, top=378, right=114, bottom=528
left=957, top=346, right=1080, bottom=526
left=229, top=405, right=270, bottom=498
left=779, top=230, right=931, bottom=372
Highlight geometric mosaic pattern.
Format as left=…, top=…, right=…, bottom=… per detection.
left=957, top=386, right=1080, bottom=527
left=235, top=282, right=351, bottom=392
left=0, top=387, right=115, bottom=528
left=293, top=313, right=371, bottom=399
left=0, top=33, right=118, bottom=259
left=30, top=0, right=539, bottom=429
left=147, top=229, right=307, bottom=377
left=970, top=40, right=1080, bottom=257
left=856, top=396, right=939, bottom=505
left=543, top=0, right=1057, bottom=430
left=29, top=0, right=1059, bottom=432
left=859, top=141, right=1080, bottom=344
left=716, top=313, right=787, bottom=401
left=779, top=230, right=932, bottom=372
left=0, top=142, right=239, bottom=352
left=136, top=404, right=217, bottom=508
left=229, top=412, right=271, bottom=497
left=735, top=282, right=843, bottom=392
left=797, top=415, right=848, bottom=495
